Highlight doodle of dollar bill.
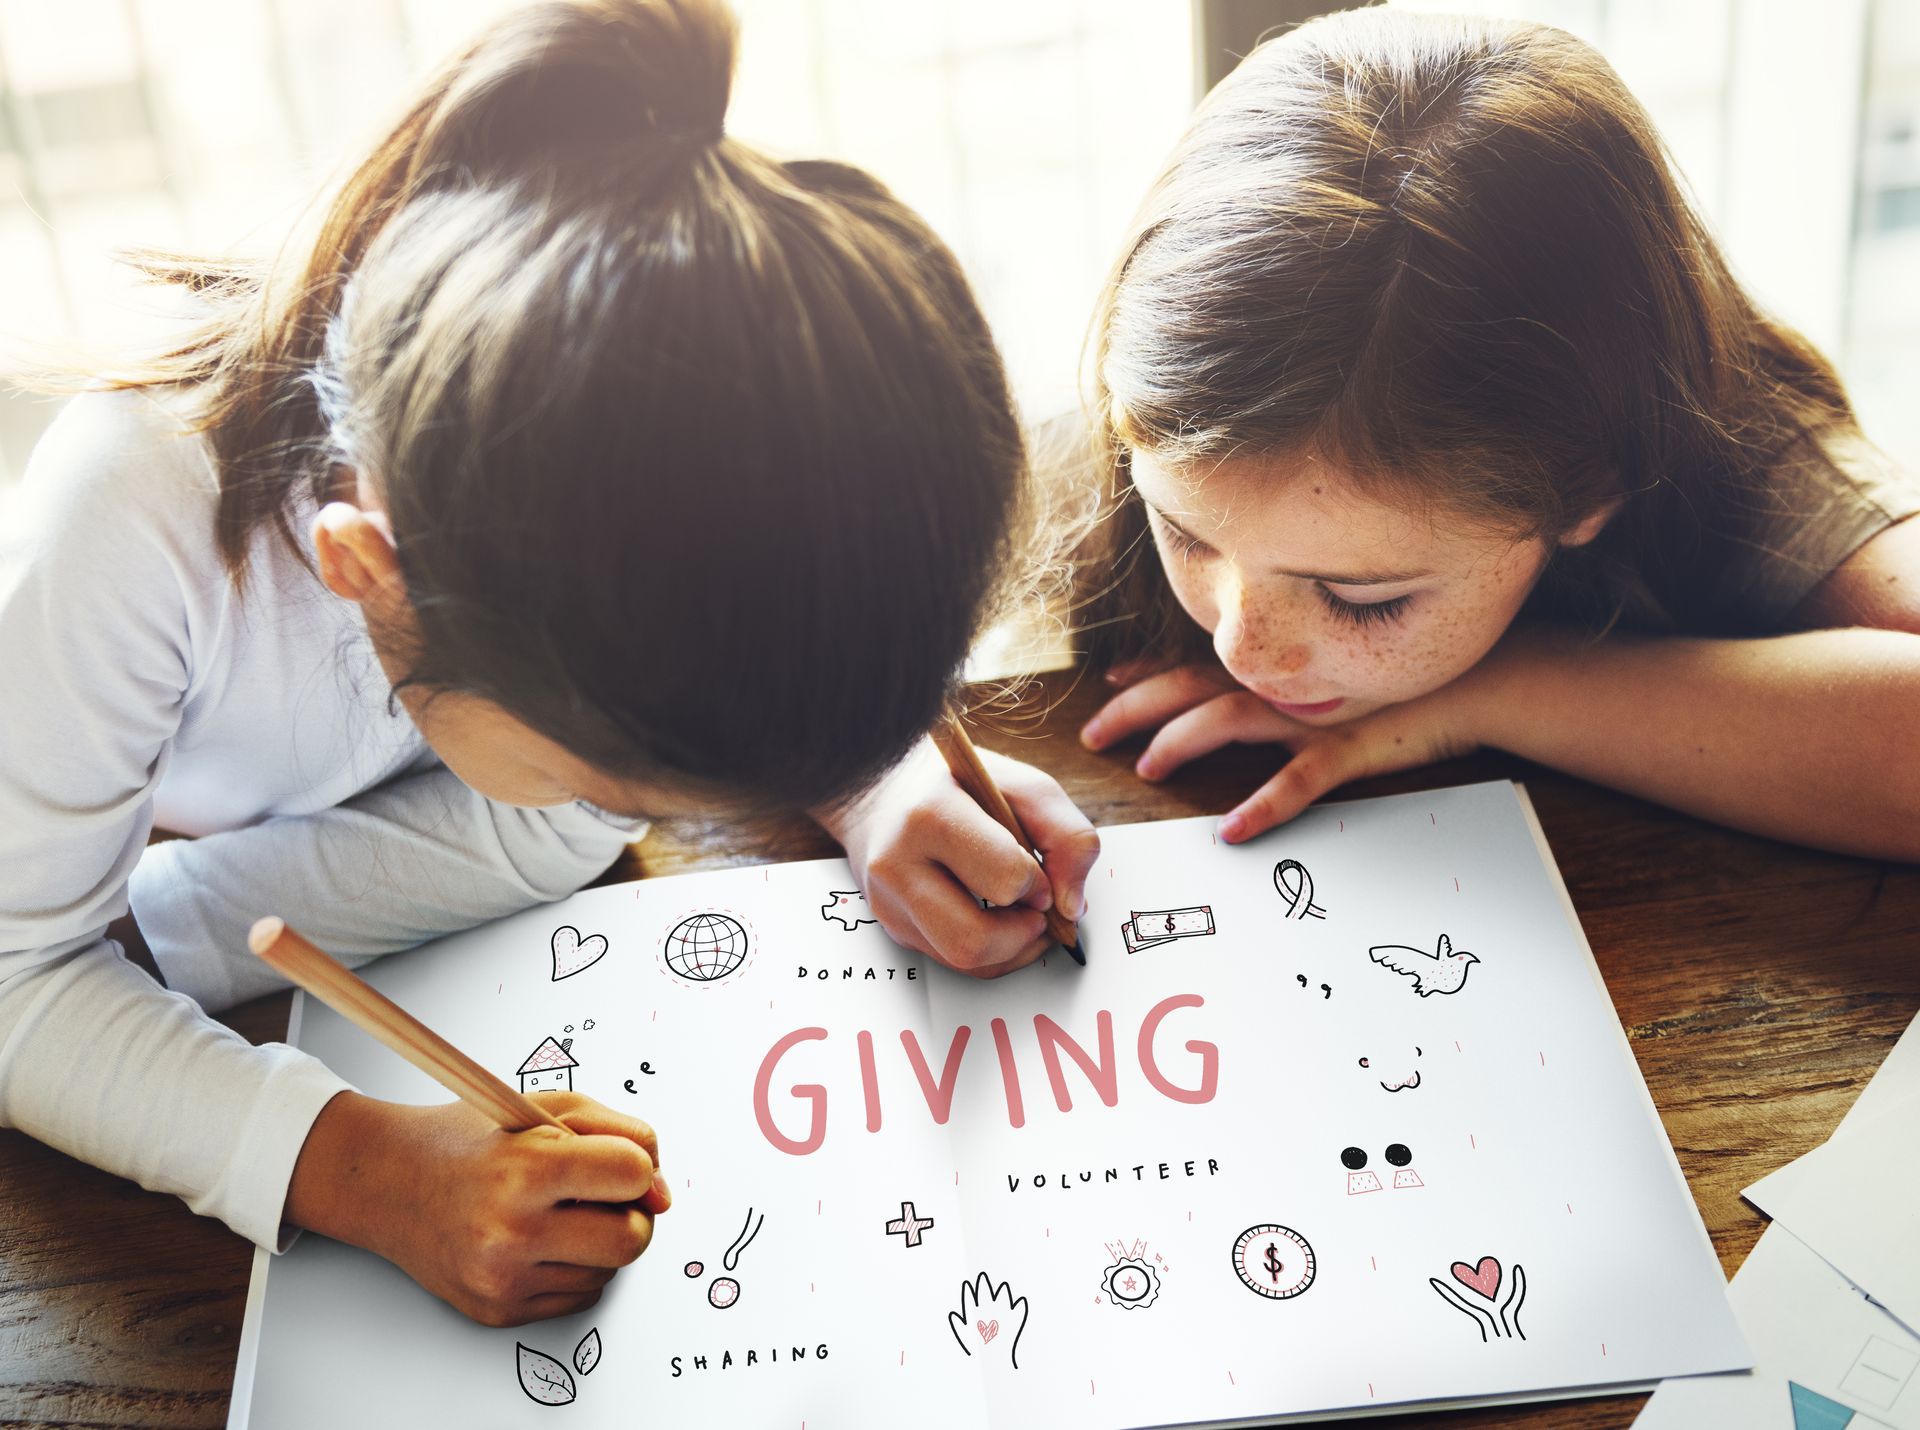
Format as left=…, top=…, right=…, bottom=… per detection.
left=1120, top=904, right=1217, bottom=954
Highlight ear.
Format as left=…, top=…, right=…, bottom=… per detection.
left=1557, top=497, right=1623, bottom=550
left=312, top=500, right=405, bottom=610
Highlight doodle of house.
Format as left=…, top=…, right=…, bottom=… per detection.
left=518, top=1036, right=577, bottom=1093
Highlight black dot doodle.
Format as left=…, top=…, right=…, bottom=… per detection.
left=1340, top=1146, right=1368, bottom=1170
left=1385, top=1143, right=1413, bottom=1167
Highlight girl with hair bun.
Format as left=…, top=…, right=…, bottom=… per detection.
left=1078, top=9, right=1920, bottom=860
left=0, top=0, right=1095, bottom=1326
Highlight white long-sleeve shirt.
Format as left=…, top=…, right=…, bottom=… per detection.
left=0, top=388, right=639, bottom=1249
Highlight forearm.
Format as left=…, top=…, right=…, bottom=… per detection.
left=0, top=940, right=350, bottom=1248
left=131, top=767, right=640, bottom=1012
left=1477, top=626, right=1920, bottom=860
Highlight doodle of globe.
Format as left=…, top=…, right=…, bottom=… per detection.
left=662, top=913, right=750, bottom=982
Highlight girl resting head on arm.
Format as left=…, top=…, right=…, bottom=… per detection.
left=1077, top=8, right=1920, bottom=857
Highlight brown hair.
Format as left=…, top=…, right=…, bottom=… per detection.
left=62, top=0, right=1028, bottom=812
left=1082, top=7, right=1857, bottom=661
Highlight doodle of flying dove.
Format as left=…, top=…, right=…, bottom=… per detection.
left=1367, top=934, right=1479, bottom=997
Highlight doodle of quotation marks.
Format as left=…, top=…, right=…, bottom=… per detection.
left=1231, top=1224, right=1316, bottom=1299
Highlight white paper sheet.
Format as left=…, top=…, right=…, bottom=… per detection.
left=1636, top=1008, right=1920, bottom=1429
left=230, top=780, right=1746, bottom=1428
left=1744, top=1092, right=1920, bottom=1336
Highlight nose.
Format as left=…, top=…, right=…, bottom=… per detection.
left=1210, top=577, right=1310, bottom=686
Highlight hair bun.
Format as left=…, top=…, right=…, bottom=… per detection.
left=419, top=0, right=738, bottom=181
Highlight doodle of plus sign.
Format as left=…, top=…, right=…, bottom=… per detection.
left=884, top=1201, right=936, bottom=1248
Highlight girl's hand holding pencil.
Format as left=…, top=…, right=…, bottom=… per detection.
left=820, top=734, right=1099, bottom=978
left=260, top=919, right=669, bottom=1328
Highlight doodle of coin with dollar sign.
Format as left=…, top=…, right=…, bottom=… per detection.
left=1231, top=1224, right=1316, bottom=1299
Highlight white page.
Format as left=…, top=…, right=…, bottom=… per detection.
left=1632, top=1227, right=1920, bottom=1429
left=233, top=779, right=1746, bottom=1427
left=1636, top=1004, right=1920, bottom=1427
left=1743, top=1092, right=1920, bottom=1334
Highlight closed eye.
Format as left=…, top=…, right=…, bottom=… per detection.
left=1148, top=508, right=1215, bottom=562
left=1316, top=585, right=1413, bottom=628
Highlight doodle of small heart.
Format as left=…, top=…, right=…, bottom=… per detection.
left=551, top=925, right=609, bottom=981
left=1450, top=1256, right=1502, bottom=1300
left=977, top=1318, right=999, bottom=1344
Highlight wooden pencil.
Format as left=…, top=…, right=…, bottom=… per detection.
left=931, top=712, right=1085, bottom=963
left=247, top=916, right=570, bottom=1134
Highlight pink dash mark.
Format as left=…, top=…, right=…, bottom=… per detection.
left=817, top=1199, right=821, bottom=1215
left=1455, top=1040, right=1461, bottom=1052
left=900, top=1351, right=905, bottom=1367
left=1430, top=812, right=1436, bottom=825
left=1228, top=1370, right=1236, bottom=1387
left=1371, top=1256, right=1377, bottom=1271
left=652, top=1010, right=658, bottom=1022
left=1454, top=877, right=1460, bottom=893
left=1470, top=1133, right=1477, bottom=1150
left=1567, top=1203, right=1574, bottom=1214
left=1339, top=820, right=1344, bottom=832
left=1369, top=1384, right=1375, bottom=1399
left=1540, top=1050, right=1546, bottom=1066
left=497, top=983, right=501, bottom=994
left=1090, top=1381, right=1096, bottom=1397
left=1603, top=1343, right=1608, bottom=1357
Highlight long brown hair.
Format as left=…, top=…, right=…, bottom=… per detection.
left=1082, top=7, right=1858, bottom=661
left=51, top=0, right=1029, bottom=812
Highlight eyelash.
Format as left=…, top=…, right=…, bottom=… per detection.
left=1151, top=511, right=1413, bottom=627
left=1316, top=586, right=1413, bottom=628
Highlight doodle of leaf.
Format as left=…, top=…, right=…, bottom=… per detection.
left=516, top=1343, right=577, bottom=1405
left=574, top=1327, right=602, bottom=1376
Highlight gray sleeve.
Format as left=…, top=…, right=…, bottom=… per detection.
left=132, top=766, right=643, bottom=1012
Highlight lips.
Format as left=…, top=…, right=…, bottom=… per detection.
left=1265, top=695, right=1345, bottom=717
left=1380, top=1069, right=1422, bottom=1092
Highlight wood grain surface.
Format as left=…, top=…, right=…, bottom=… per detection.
left=3, top=673, right=1915, bottom=1429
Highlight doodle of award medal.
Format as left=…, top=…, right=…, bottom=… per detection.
left=1231, top=1224, right=1317, bottom=1300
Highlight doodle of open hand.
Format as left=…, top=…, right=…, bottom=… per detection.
left=947, top=1272, right=1030, bottom=1370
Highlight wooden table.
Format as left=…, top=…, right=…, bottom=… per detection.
left=3, top=674, right=1916, bottom=1428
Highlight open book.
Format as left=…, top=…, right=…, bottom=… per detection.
left=230, top=780, right=1748, bottom=1427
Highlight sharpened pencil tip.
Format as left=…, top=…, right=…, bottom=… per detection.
left=247, top=916, right=286, bottom=955
left=1062, top=937, right=1086, bottom=967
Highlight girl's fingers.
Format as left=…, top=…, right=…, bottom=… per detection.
left=1102, top=657, right=1163, bottom=688
left=1081, top=665, right=1238, bottom=750
left=533, top=1132, right=657, bottom=1206
left=541, top=1202, right=656, bottom=1269
left=1135, top=693, right=1304, bottom=781
left=897, top=864, right=1049, bottom=975
left=979, top=749, right=1100, bottom=921
left=546, top=1101, right=661, bottom=1168
left=529, top=1262, right=620, bottom=1297
left=916, top=793, right=1049, bottom=911
left=1219, top=735, right=1359, bottom=843
left=518, top=1290, right=606, bottom=1324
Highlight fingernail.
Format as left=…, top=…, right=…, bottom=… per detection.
left=1079, top=722, right=1103, bottom=749
left=1219, top=813, right=1246, bottom=842
left=1067, top=889, right=1088, bottom=921
left=1134, top=757, right=1157, bottom=781
left=1104, top=670, right=1123, bottom=685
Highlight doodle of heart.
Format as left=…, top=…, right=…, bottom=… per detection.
left=550, top=926, right=609, bottom=981
left=976, top=1319, right=999, bottom=1345
left=1450, top=1257, right=1502, bottom=1300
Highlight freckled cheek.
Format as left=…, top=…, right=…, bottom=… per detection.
left=1161, top=559, right=1219, bottom=633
